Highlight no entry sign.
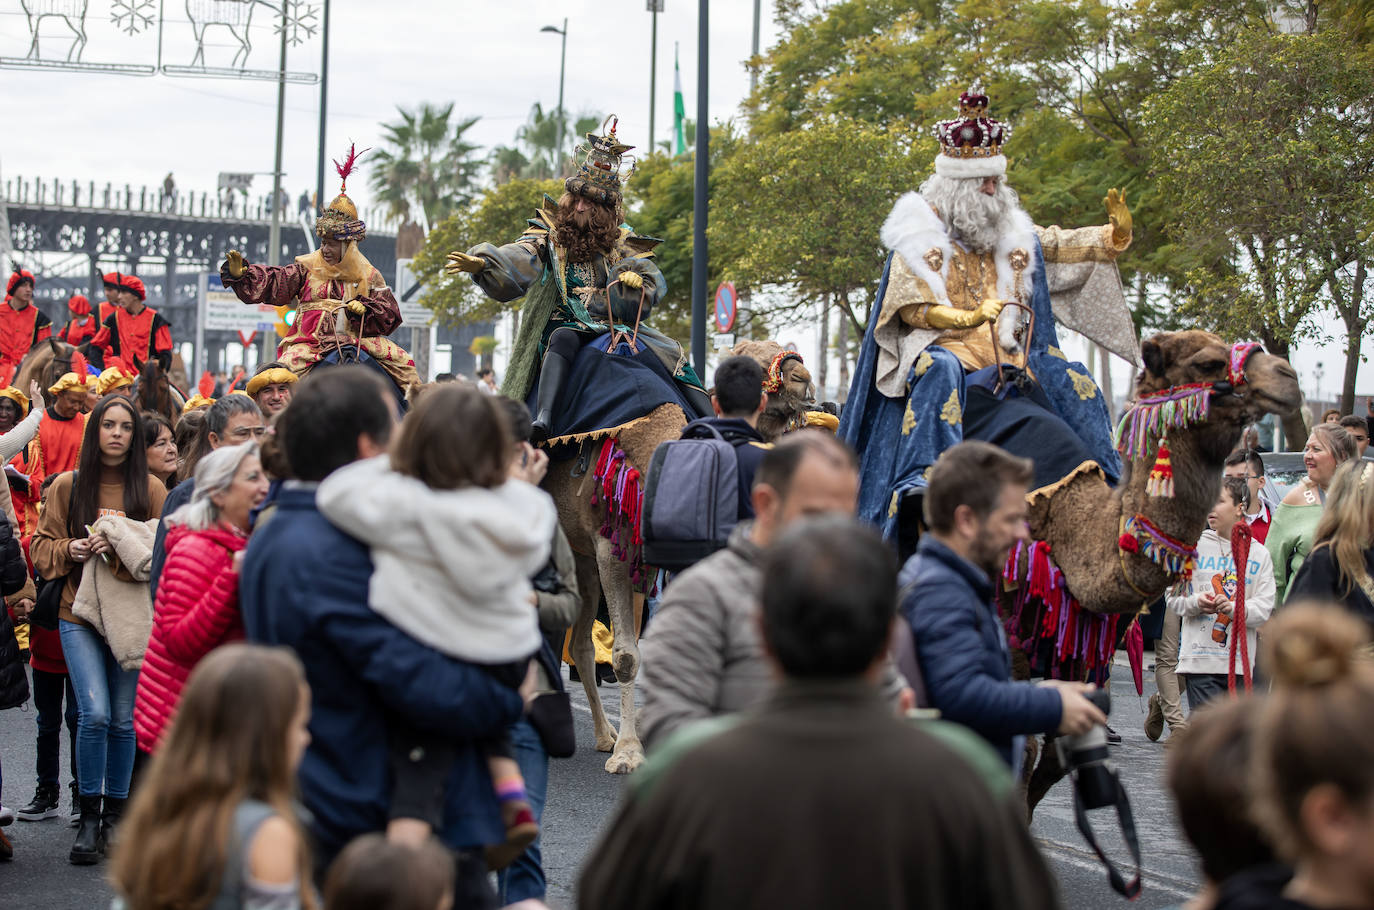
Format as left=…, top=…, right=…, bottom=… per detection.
left=714, top=281, right=737, bottom=332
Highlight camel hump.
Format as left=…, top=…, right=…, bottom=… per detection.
left=1025, top=459, right=1109, bottom=537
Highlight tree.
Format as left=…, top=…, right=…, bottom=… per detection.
left=369, top=103, right=483, bottom=231
left=711, top=119, right=923, bottom=338
left=1146, top=27, right=1374, bottom=430
left=411, top=177, right=565, bottom=327
left=490, top=106, right=605, bottom=184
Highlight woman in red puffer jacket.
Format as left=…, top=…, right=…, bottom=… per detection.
left=134, top=442, right=270, bottom=754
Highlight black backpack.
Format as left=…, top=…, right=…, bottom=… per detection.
left=642, top=420, right=741, bottom=571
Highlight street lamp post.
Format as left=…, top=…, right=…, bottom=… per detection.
left=541, top=19, right=569, bottom=171
left=648, top=0, right=663, bottom=153
left=690, top=0, right=708, bottom=377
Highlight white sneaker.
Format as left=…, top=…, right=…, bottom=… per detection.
left=0, top=805, right=15, bottom=826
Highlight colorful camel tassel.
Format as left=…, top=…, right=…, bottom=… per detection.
left=1147, top=438, right=1174, bottom=498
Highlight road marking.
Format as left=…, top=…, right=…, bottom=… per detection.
left=1036, top=836, right=1195, bottom=899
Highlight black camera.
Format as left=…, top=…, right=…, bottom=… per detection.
left=1055, top=687, right=1142, bottom=898
left=1055, top=686, right=1116, bottom=809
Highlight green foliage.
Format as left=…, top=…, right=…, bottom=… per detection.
left=411, top=178, right=564, bottom=328
left=489, top=105, right=605, bottom=184
left=711, top=119, right=922, bottom=332
left=1145, top=29, right=1374, bottom=349
left=368, top=103, right=483, bottom=228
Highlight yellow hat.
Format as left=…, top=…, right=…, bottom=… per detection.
left=802, top=410, right=840, bottom=433
left=97, top=365, right=135, bottom=396
left=48, top=372, right=89, bottom=397
left=181, top=394, right=214, bottom=414
left=0, top=386, right=30, bottom=417
left=246, top=367, right=298, bottom=398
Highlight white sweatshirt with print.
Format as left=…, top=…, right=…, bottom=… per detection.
left=1168, top=528, right=1275, bottom=676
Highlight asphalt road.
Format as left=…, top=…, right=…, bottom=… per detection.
left=0, top=657, right=1199, bottom=909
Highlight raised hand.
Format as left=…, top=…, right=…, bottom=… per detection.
left=29, top=379, right=42, bottom=407
left=223, top=250, right=247, bottom=278
left=1104, top=188, right=1132, bottom=245
left=445, top=251, right=485, bottom=276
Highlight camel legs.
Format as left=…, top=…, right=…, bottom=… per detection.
left=597, top=536, right=644, bottom=775
left=569, top=550, right=617, bottom=754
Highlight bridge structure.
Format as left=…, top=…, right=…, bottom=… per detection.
left=3, top=174, right=402, bottom=375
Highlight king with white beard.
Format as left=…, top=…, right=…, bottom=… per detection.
left=840, top=83, right=1140, bottom=539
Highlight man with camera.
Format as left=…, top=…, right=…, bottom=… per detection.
left=902, top=441, right=1107, bottom=771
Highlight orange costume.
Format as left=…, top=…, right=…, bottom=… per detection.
left=14, top=368, right=90, bottom=536
left=89, top=275, right=173, bottom=373
left=59, top=295, right=99, bottom=346
left=1, top=269, right=53, bottom=373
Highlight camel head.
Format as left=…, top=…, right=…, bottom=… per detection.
left=729, top=339, right=816, bottom=441
left=1135, top=330, right=1302, bottom=460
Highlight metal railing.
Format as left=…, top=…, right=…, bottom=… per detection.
left=2, top=175, right=400, bottom=232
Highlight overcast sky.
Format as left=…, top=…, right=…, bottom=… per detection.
left=1, top=1, right=1364, bottom=406
left=1, top=1, right=778, bottom=202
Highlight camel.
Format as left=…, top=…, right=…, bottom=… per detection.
left=999, top=330, right=1301, bottom=810
left=729, top=340, right=817, bottom=441
left=544, top=403, right=688, bottom=774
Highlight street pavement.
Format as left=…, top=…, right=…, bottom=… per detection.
left=0, top=655, right=1199, bottom=909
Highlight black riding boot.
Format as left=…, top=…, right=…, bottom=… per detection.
left=69, top=795, right=104, bottom=865
left=682, top=385, right=714, bottom=420
left=99, top=795, right=127, bottom=855
left=530, top=350, right=573, bottom=443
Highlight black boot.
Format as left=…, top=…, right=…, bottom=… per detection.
left=530, top=350, right=573, bottom=443
left=682, top=384, right=713, bottom=419
left=69, top=795, right=104, bottom=865
left=68, top=782, right=80, bottom=828
left=99, top=795, right=127, bottom=855
left=16, top=784, right=60, bottom=821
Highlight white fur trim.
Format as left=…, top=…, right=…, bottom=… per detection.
left=990, top=208, right=1039, bottom=352
left=933, top=153, right=1008, bottom=180
left=880, top=192, right=953, bottom=303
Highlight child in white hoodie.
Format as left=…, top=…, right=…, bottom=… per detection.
left=317, top=384, right=557, bottom=857
left=1169, top=476, right=1275, bottom=712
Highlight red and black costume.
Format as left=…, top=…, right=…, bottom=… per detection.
left=89, top=275, right=173, bottom=372
left=1, top=269, right=53, bottom=373
left=58, top=294, right=98, bottom=346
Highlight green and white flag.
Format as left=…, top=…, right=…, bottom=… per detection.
left=674, top=44, right=688, bottom=156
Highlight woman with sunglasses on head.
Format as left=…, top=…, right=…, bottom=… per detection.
left=1266, top=424, right=1357, bottom=604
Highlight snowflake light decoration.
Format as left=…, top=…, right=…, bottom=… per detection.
left=110, top=0, right=157, bottom=35
left=273, top=0, right=320, bottom=47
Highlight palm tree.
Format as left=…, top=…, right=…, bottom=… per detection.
left=489, top=105, right=606, bottom=185
left=370, top=103, right=482, bottom=233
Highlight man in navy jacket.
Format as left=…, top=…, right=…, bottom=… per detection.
left=901, top=441, right=1105, bottom=770
left=240, top=367, right=523, bottom=904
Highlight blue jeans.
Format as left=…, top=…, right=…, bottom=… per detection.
left=496, top=718, right=549, bottom=903
left=59, top=621, right=139, bottom=799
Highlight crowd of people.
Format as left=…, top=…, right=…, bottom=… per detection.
left=0, top=293, right=1372, bottom=908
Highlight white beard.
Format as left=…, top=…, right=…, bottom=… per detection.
left=919, top=173, right=1024, bottom=254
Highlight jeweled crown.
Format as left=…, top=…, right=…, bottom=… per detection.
left=933, top=82, right=1011, bottom=160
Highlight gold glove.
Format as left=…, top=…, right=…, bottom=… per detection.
left=1104, top=188, right=1132, bottom=246
left=346, top=300, right=366, bottom=317
left=445, top=251, right=485, bottom=276
left=224, top=250, right=247, bottom=279
left=618, top=270, right=645, bottom=291
left=923, top=299, right=1005, bottom=330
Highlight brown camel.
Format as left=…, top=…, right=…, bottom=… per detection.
left=729, top=340, right=816, bottom=441
left=544, top=403, right=688, bottom=774
left=1004, top=330, right=1301, bottom=810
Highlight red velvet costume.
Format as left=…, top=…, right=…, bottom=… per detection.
left=60, top=295, right=97, bottom=346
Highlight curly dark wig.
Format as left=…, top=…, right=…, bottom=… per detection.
left=552, top=192, right=622, bottom=264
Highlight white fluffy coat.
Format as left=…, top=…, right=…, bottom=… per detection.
left=317, top=455, right=557, bottom=664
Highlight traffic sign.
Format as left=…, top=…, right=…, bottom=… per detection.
left=202, top=273, right=275, bottom=333
left=714, top=281, right=737, bottom=332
